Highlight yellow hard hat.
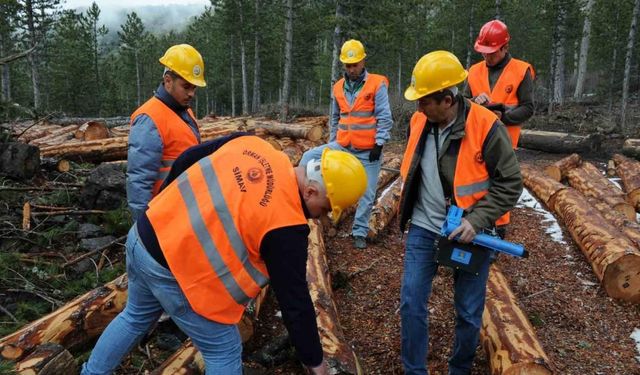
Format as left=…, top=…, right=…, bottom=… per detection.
left=159, top=44, right=206, bottom=87
left=340, top=39, right=366, bottom=64
left=320, top=148, right=367, bottom=223
left=404, top=50, right=467, bottom=101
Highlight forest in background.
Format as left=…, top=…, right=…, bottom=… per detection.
left=2, top=0, right=640, bottom=132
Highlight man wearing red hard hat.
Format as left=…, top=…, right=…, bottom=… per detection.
left=466, top=20, right=535, bottom=150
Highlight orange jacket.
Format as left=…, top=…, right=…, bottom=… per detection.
left=146, top=136, right=307, bottom=324
left=333, top=73, right=388, bottom=149
left=130, top=97, right=200, bottom=196
left=400, top=104, right=510, bottom=226
left=467, top=58, right=534, bottom=148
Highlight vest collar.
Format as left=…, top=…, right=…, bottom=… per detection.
left=155, top=82, right=189, bottom=112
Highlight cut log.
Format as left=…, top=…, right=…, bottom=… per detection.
left=246, top=119, right=323, bottom=142
left=0, top=274, right=128, bottom=361
left=14, top=343, right=77, bottom=375
left=22, top=202, right=31, bottom=231
left=39, top=136, right=128, bottom=162
left=586, top=197, right=640, bottom=249
left=29, top=125, right=80, bottom=147
left=520, top=164, right=567, bottom=205
left=74, top=121, right=109, bottom=141
left=481, top=264, right=554, bottom=375
left=40, top=158, right=70, bottom=173
left=49, top=116, right=130, bottom=127
left=15, top=125, right=61, bottom=143
left=565, top=161, right=636, bottom=220
left=543, top=153, right=582, bottom=181
left=607, top=160, right=616, bottom=178
left=549, top=188, right=640, bottom=303
left=307, top=220, right=362, bottom=374
left=518, top=129, right=602, bottom=153
left=367, top=177, right=402, bottom=239
left=613, top=153, right=640, bottom=211
left=622, top=138, right=640, bottom=160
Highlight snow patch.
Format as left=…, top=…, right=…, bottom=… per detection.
left=631, top=328, right=640, bottom=363
left=516, top=188, right=566, bottom=244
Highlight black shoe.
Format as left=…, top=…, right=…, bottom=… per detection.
left=353, top=235, right=367, bottom=249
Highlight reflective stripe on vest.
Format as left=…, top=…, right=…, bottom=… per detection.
left=130, top=96, right=200, bottom=196
left=333, top=73, right=388, bottom=149
left=146, top=136, right=307, bottom=324
left=399, top=103, right=509, bottom=226
left=467, top=58, right=534, bottom=149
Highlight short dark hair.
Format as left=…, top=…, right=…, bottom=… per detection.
left=164, top=70, right=180, bottom=80
left=425, top=89, right=457, bottom=104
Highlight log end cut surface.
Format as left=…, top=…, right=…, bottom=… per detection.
left=602, top=253, right=640, bottom=303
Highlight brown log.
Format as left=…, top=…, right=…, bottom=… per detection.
left=0, top=274, right=128, bottom=361
left=16, top=125, right=61, bottom=143
left=152, top=340, right=203, bottom=375
left=518, top=129, right=601, bottom=153
left=40, top=158, right=70, bottom=173
left=622, top=138, right=640, bottom=160
left=246, top=119, right=323, bottom=142
left=586, top=197, right=640, bottom=249
left=613, top=153, right=640, bottom=211
left=549, top=188, right=640, bottom=303
left=29, top=125, right=80, bottom=147
left=39, top=136, right=128, bottom=162
left=109, top=125, right=130, bottom=137
left=307, top=220, right=362, bottom=374
left=520, top=164, right=567, bottom=205
left=14, top=343, right=77, bottom=375
left=22, top=202, right=31, bottom=231
left=367, top=177, right=402, bottom=239
left=274, top=138, right=303, bottom=166
left=74, top=121, right=109, bottom=141
left=481, top=264, right=554, bottom=375
left=543, top=153, right=582, bottom=181
left=607, top=160, right=617, bottom=178
left=565, top=161, right=636, bottom=220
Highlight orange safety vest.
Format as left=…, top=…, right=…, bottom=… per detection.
left=146, top=136, right=307, bottom=324
left=400, top=104, right=510, bottom=226
left=131, top=96, right=200, bottom=196
left=333, top=73, right=389, bottom=150
left=467, top=58, right=535, bottom=149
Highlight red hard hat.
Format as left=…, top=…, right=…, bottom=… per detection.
left=474, top=20, right=510, bottom=54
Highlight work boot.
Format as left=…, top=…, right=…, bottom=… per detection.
left=353, top=235, right=367, bottom=249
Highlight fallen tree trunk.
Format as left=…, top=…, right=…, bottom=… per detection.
left=39, top=137, right=128, bottom=162
left=74, top=121, right=109, bottom=141
left=622, top=138, right=640, bottom=160
left=15, top=125, right=61, bottom=143
left=587, top=197, right=640, bottom=249
left=40, top=158, right=70, bottom=173
left=29, top=125, right=80, bottom=147
left=613, top=153, right=640, bottom=211
left=543, top=153, right=582, bottom=181
left=367, top=177, right=402, bottom=239
left=481, top=264, right=554, bottom=375
left=14, top=342, right=77, bottom=375
left=518, top=129, right=601, bottom=153
left=565, top=161, right=636, bottom=220
left=0, top=274, right=128, bottom=361
left=49, top=116, right=131, bottom=128
left=520, top=164, right=567, bottom=205
left=549, top=188, right=640, bottom=303
left=246, top=119, right=323, bottom=142
left=307, top=221, right=362, bottom=374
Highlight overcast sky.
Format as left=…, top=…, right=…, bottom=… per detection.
left=63, top=0, right=210, bottom=9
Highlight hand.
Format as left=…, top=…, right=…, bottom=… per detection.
left=307, top=361, right=329, bottom=375
left=447, top=218, right=476, bottom=243
left=473, top=93, right=491, bottom=105
left=492, top=110, right=502, bottom=119
left=369, top=144, right=383, bottom=162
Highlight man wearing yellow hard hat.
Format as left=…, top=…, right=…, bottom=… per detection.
left=127, top=44, right=206, bottom=222
left=398, top=51, right=522, bottom=374
left=82, top=133, right=367, bottom=374
left=300, top=39, right=393, bottom=250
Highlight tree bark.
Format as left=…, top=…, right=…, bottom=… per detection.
left=481, top=264, right=554, bottom=375
left=245, top=119, right=323, bottom=141
left=238, top=0, right=249, bottom=115
left=307, top=221, right=362, bottom=374
left=367, top=177, right=402, bottom=239
left=613, top=153, right=640, bottom=210
left=551, top=1, right=567, bottom=108
left=521, top=164, right=568, bottom=205
left=230, top=35, right=236, bottom=117
left=621, top=0, right=640, bottom=131
left=518, top=129, right=601, bottom=154
left=543, top=153, right=582, bottom=181
left=573, top=0, right=595, bottom=101
left=25, top=0, right=41, bottom=110
left=330, top=1, right=344, bottom=117
left=280, top=0, right=293, bottom=122
left=28, top=125, right=80, bottom=147
left=622, top=138, right=640, bottom=161
left=14, top=342, right=77, bottom=375
left=0, top=274, right=128, bottom=361
left=251, top=0, right=261, bottom=113
left=74, top=121, right=110, bottom=141
left=39, top=137, right=128, bottom=162
left=586, top=196, right=640, bottom=249
left=565, top=161, right=636, bottom=220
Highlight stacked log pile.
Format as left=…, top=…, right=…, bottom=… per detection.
left=522, top=165, right=640, bottom=303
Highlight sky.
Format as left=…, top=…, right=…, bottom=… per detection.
left=63, top=0, right=210, bottom=9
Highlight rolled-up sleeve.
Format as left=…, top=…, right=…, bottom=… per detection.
left=126, top=114, right=163, bottom=222
left=374, top=82, right=393, bottom=145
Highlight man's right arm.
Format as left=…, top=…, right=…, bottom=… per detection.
left=261, top=224, right=325, bottom=371
left=127, top=114, right=163, bottom=222
left=329, top=98, right=340, bottom=142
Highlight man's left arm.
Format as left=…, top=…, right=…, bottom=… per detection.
left=464, top=122, right=523, bottom=231
left=501, top=69, right=534, bottom=125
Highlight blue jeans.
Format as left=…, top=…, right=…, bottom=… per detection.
left=400, top=225, right=491, bottom=375
left=81, top=227, right=242, bottom=375
left=300, top=142, right=381, bottom=237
